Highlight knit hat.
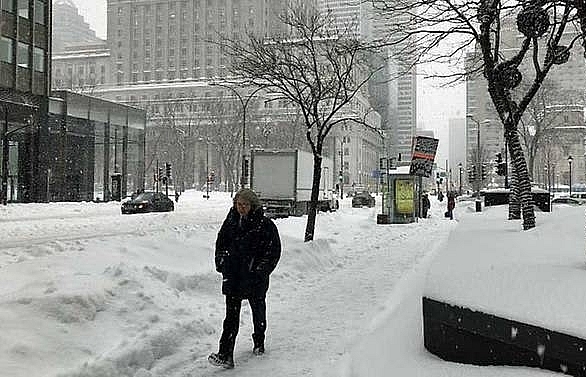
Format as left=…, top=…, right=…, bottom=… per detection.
left=233, top=188, right=261, bottom=211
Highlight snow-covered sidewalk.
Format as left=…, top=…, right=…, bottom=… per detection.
left=0, top=191, right=456, bottom=377
left=0, top=191, right=580, bottom=376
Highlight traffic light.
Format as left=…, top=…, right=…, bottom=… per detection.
left=243, top=159, right=250, bottom=178
left=495, top=153, right=502, bottom=164
left=481, top=163, right=488, bottom=181
left=157, top=167, right=164, bottom=181
left=468, top=165, right=476, bottom=181
left=497, top=162, right=507, bottom=176
left=165, top=162, right=172, bottom=178
left=379, top=157, right=387, bottom=171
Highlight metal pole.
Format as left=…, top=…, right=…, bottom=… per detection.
left=445, top=160, right=449, bottom=194
left=205, top=139, right=210, bottom=199
left=340, top=139, right=344, bottom=198
left=504, top=136, right=509, bottom=189
left=1, top=110, right=8, bottom=205
left=209, top=83, right=265, bottom=189
left=240, top=97, right=246, bottom=188
left=114, top=127, right=118, bottom=173
left=569, top=157, right=573, bottom=197
left=476, top=120, right=481, bottom=199
left=458, top=164, right=462, bottom=195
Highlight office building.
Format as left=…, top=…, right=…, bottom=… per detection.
left=51, top=0, right=110, bottom=92
left=465, top=15, right=586, bottom=187
left=0, top=0, right=51, bottom=203
left=52, top=0, right=104, bottom=53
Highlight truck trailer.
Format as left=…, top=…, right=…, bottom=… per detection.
left=250, top=149, right=338, bottom=218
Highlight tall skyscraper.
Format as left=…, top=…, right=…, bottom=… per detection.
left=371, top=11, right=417, bottom=162
left=52, top=0, right=104, bottom=53
left=317, top=1, right=417, bottom=162
left=51, top=0, right=109, bottom=91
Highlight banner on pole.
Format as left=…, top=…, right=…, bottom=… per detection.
left=409, top=136, right=439, bottom=177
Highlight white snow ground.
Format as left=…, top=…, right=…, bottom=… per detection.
left=0, top=190, right=582, bottom=377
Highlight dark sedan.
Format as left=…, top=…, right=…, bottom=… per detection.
left=352, top=191, right=376, bottom=208
left=121, top=191, right=175, bottom=214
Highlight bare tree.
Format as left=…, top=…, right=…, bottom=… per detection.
left=219, top=4, right=381, bottom=242
left=370, top=0, right=583, bottom=230
left=517, top=79, right=575, bottom=182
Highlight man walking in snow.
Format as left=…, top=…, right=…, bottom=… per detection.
left=208, top=188, right=281, bottom=369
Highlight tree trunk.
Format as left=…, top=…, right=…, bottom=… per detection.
left=304, top=153, right=323, bottom=242
left=508, top=163, right=521, bottom=220
left=508, top=129, right=535, bottom=229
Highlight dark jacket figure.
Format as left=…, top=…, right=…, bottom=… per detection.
left=209, top=188, right=281, bottom=369
left=446, top=192, right=456, bottom=220
left=422, top=193, right=430, bottom=218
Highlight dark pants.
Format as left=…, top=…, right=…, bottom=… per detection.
left=219, top=295, right=267, bottom=357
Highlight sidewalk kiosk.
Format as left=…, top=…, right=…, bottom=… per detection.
left=378, top=165, right=419, bottom=224
left=378, top=136, right=438, bottom=224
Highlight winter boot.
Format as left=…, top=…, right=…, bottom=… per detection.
left=252, top=333, right=265, bottom=355
left=208, top=352, right=234, bottom=369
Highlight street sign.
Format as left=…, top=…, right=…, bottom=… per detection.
left=409, top=136, right=439, bottom=177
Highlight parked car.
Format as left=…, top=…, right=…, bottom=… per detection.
left=551, top=197, right=583, bottom=206
left=121, top=191, right=175, bottom=214
left=352, top=191, right=376, bottom=208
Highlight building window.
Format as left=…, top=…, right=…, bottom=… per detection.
left=2, top=0, right=15, bottom=12
left=17, top=0, right=28, bottom=18
left=0, top=37, right=14, bottom=64
left=17, top=42, right=29, bottom=68
left=33, top=46, right=44, bottom=72
left=34, top=0, right=44, bottom=24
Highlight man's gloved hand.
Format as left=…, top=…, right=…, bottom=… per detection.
left=215, top=250, right=229, bottom=273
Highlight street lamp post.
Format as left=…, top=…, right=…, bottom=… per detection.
left=466, top=114, right=486, bottom=212
left=339, top=138, right=344, bottom=198
left=568, top=155, right=573, bottom=196
left=210, top=82, right=266, bottom=189
left=504, top=136, right=509, bottom=189
left=458, top=162, right=463, bottom=195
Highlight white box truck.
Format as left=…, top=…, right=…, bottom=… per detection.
left=250, top=149, right=338, bottom=218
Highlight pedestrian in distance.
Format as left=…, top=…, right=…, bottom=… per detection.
left=446, top=191, right=456, bottom=220
left=422, top=193, right=431, bottom=218
left=208, top=188, right=282, bottom=369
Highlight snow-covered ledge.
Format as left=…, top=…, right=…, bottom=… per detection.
left=422, top=203, right=586, bottom=376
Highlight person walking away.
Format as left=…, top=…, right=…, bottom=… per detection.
left=422, top=193, right=430, bottom=218
left=208, top=188, right=281, bottom=369
left=447, top=191, right=456, bottom=220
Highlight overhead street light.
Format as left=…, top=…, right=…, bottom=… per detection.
left=209, top=81, right=266, bottom=189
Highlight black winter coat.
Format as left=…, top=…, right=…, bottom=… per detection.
left=215, top=206, right=281, bottom=298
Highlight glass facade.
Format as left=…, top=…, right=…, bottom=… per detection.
left=46, top=92, right=146, bottom=202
